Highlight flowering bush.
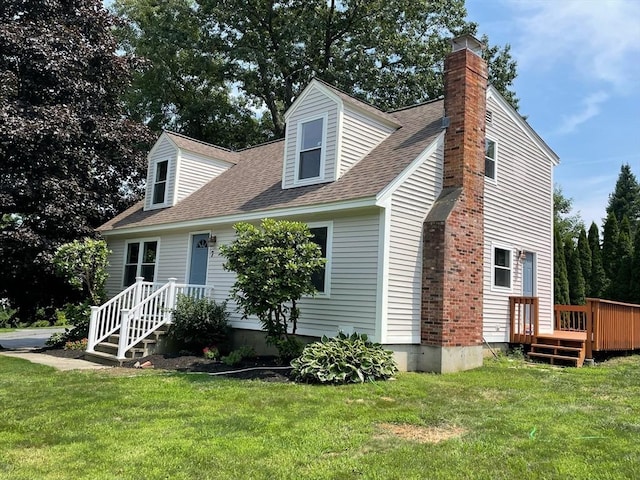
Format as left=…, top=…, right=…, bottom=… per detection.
left=64, top=338, right=88, bottom=351
left=203, top=346, right=219, bottom=360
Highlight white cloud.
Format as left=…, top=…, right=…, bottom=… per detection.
left=556, top=91, right=609, bottom=134
left=509, top=0, right=640, bottom=91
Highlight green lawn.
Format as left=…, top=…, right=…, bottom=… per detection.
left=1, top=355, right=639, bottom=480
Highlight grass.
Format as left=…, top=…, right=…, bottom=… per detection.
left=2, top=355, right=640, bottom=479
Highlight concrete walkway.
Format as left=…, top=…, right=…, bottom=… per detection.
left=0, top=328, right=109, bottom=371
left=0, top=349, right=110, bottom=371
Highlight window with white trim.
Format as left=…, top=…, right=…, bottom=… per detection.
left=493, top=247, right=511, bottom=289
left=297, top=117, right=325, bottom=181
left=309, top=225, right=330, bottom=293
left=124, top=240, right=158, bottom=286
left=152, top=160, right=169, bottom=205
left=485, top=138, right=496, bottom=180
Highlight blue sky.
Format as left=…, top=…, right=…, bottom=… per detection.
left=466, top=0, right=640, bottom=229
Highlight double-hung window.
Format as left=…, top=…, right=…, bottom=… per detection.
left=309, top=225, right=331, bottom=294
left=297, top=117, right=325, bottom=181
left=485, top=138, right=497, bottom=180
left=152, top=160, right=169, bottom=205
left=493, top=246, right=512, bottom=290
left=124, top=240, right=158, bottom=287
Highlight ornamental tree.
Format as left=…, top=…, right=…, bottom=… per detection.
left=220, top=219, right=325, bottom=358
left=52, top=238, right=111, bottom=305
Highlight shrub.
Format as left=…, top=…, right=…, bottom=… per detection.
left=64, top=338, right=88, bottom=351
left=221, top=345, right=255, bottom=366
left=203, top=346, right=219, bottom=360
left=291, top=332, right=398, bottom=384
left=220, top=219, right=325, bottom=360
left=45, top=302, right=91, bottom=347
left=168, top=295, right=230, bottom=352
left=31, top=320, right=51, bottom=328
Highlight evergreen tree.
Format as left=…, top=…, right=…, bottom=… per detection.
left=554, top=228, right=570, bottom=305
left=602, top=213, right=620, bottom=281
left=588, top=222, right=607, bottom=298
left=606, top=164, right=640, bottom=236
left=576, top=227, right=592, bottom=298
left=613, top=216, right=634, bottom=302
left=631, top=228, right=640, bottom=303
left=565, top=238, right=585, bottom=305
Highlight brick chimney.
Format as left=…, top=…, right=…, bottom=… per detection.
left=420, top=34, right=487, bottom=373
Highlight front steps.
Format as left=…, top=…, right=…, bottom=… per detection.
left=84, top=326, right=169, bottom=366
left=528, top=333, right=586, bottom=367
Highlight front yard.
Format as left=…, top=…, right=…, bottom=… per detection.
left=1, top=354, right=639, bottom=479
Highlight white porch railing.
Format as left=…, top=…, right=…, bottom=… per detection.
left=87, top=277, right=214, bottom=359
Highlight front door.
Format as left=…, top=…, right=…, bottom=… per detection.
left=523, top=252, right=534, bottom=297
left=523, top=252, right=535, bottom=333
left=188, top=234, right=209, bottom=285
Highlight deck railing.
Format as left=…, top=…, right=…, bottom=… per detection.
left=511, top=298, right=640, bottom=360
left=510, top=296, right=539, bottom=345
left=554, top=304, right=589, bottom=332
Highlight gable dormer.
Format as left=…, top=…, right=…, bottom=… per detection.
left=281, top=80, right=401, bottom=189
left=144, top=132, right=237, bottom=211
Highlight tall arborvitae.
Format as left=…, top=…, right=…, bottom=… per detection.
left=631, top=228, right=640, bottom=303
left=576, top=227, right=592, bottom=298
left=588, top=222, right=607, bottom=298
left=554, top=228, right=570, bottom=305
left=602, top=213, right=620, bottom=281
left=606, top=164, right=640, bottom=236
left=565, top=238, right=585, bottom=305
left=614, top=216, right=634, bottom=302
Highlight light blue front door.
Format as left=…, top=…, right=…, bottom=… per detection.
left=188, top=234, right=209, bottom=285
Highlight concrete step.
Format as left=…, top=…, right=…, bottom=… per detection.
left=83, top=350, right=124, bottom=367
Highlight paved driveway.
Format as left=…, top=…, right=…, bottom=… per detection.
left=0, top=328, right=65, bottom=349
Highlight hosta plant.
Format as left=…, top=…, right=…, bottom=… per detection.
left=291, top=332, right=398, bottom=384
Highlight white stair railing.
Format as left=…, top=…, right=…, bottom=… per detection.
left=116, top=280, right=214, bottom=359
left=87, top=277, right=159, bottom=353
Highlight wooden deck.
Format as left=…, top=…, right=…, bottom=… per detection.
left=510, top=297, right=640, bottom=366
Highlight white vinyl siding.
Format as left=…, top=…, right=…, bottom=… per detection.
left=283, top=86, right=338, bottom=188
left=209, top=213, right=380, bottom=337
left=175, top=150, right=233, bottom=204
left=386, top=141, right=444, bottom=344
left=483, top=95, right=554, bottom=342
left=340, top=106, right=395, bottom=176
left=144, top=136, right=177, bottom=211
left=104, top=231, right=192, bottom=297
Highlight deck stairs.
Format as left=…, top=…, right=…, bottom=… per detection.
left=528, top=332, right=586, bottom=367
left=84, top=277, right=212, bottom=366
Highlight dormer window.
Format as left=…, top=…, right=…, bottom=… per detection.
left=152, top=160, right=168, bottom=204
left=296, top=115, right=326, bottom=183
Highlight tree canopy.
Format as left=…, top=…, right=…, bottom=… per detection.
left=606, top=164, right=640, bottom=236
left=113, top=0, right=519, bottom=144
left=0, top=0, right=153, bottom=321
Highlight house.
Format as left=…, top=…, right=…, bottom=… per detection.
left=91, top=34, right=559, bottom=373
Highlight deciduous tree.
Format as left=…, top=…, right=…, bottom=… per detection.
left=0, top=0, right=153, bottom=322
left=114, top=0, right=519, bottom=140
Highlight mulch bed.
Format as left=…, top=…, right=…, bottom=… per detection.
left=39, top=348, right=292, bottom=382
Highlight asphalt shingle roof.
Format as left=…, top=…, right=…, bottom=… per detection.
left=99, top=99, right=445, bottom=233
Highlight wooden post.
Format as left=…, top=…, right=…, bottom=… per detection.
left=134, top=276, right=144, bottom=306
left=585, top=299, right=593, bottom=361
